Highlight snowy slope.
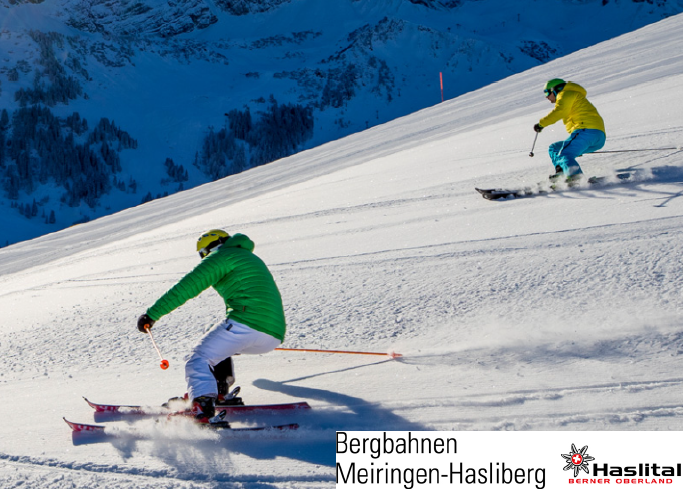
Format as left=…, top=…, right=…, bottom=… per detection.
left=1, top=11, right=683, bottom=489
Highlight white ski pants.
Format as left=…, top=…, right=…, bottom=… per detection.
left=185, top=319, right=281, bottom=400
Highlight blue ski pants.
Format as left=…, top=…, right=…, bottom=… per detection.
left=549, top=129, right=606, bottom=177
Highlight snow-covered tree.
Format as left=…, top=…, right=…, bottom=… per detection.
left=197, top=97, right=313, bottom=180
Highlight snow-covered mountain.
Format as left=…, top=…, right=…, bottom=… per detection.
left=1, top=7, right=683, bottom=487
left=1, top=0, right=682, bottom=246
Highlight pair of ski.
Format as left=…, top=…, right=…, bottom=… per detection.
left=475, top=172, right=632, bottom=200
left=64, top=396, right=311, bottom=434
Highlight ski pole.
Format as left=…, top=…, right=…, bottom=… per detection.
left=589, top=147, right=679, bottom=154
left=145, top=326, right=170, bottom=370
left=529, top=132, right=538, bottom=157
left=275, top=347, right=402, bottom=358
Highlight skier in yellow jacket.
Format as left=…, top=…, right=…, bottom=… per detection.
left=533, top=79, right=606, bottom=180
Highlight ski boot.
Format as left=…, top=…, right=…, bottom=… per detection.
left=216, top=386, right=244, bottom=407
left=549, top=168, right=585, bottom=189
left=548, top=165, right=564, bottom=183
left=162, top=393, right=189, bottom=410
left=191, top=396, right=216, bottom=423
left=167, top=395, right=230, bottom=427
left=565, top=172, right=586, bottom=187
left=192, top=396, right=233, bottom=428
left=206, top=409, right=232, bottom=429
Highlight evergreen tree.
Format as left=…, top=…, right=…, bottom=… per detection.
left=128, top=177, right=137, bottom=194
left=2, top=105, right=136, bottom=208
left=197, top=97, right=313, bottom=181
left=0, top=130, right=5, bottom=169
left=320, top=65, right=359, bottom=110
left=226, top=107, right=253, bottom=140
left=248, top=98, right=314, bottom=166
left=163, top=158, right=189, bottom=183
left=4, top=166, right=20, bottom=200
left=14, top=31, right=82, bottom=107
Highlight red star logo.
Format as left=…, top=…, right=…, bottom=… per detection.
left=562, top=444, right=595, bottom=477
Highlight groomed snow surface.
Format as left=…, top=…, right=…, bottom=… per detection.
left=2, top=13, right=683, bottom=489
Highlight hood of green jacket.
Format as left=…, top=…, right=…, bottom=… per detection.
left=215, top=233, right=255, bottom=254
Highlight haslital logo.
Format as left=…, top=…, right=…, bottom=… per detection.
left=561, top=444, right=596, bottom=477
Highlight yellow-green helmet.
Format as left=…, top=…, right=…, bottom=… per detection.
left=197, top=229, right=229, bottom=258
left=544, top=78, right=566, bottom=96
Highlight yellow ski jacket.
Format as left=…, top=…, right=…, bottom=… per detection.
left=539, top=82, right=605, bottom=134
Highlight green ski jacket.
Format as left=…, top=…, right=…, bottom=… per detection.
left=146, top=234, right=286, bottom=342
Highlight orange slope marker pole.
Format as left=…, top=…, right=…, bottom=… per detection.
left=275, top=347, right=402, bottom=359
left=440, top=72, right=444, bottom=102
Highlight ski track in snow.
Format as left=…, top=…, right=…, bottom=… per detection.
left=0, top=453, right=333, bottom=488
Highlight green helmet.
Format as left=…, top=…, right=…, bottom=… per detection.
left=544, top=78, right=566, bottom=96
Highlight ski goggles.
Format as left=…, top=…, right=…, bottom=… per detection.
left=544, top=89, right=553, bottom=97
left=198, top=239, right=228, bottom=259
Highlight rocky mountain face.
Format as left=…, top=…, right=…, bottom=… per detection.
left=64, top=0, right=219, bottom=37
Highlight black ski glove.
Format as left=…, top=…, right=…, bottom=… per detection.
left=533, top=123, right=544, bottom=133
left=137, top=313, right=155, bottom=333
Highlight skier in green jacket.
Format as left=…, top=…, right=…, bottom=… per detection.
left=137, top=230, right=286, bottom=423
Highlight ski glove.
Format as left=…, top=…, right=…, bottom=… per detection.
left=533, top=123, right=543, bottom=133
left=137, top=313, right=155, bottom=333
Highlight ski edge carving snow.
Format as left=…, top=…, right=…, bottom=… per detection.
left=83, top=397, right=311, bottom=415
left=64, top=417, right=299, bottom=434
left=476, top=172, right=633, bottom=200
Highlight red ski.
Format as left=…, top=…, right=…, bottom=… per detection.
left=83, top=397, right=311, bottom=415
left=64, top=418, right=106, bottom=433
left=64, top=417, right=299, bottom=433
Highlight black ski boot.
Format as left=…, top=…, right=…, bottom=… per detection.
left=565, top=173, right=585, bottom=187
left=191, top=396, right=216, bottom=423
left=216, top=386, right=244, bottom=406
left=212, top=357, right=243, bottom=405
left=549, top=165, right=564, bottom=182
